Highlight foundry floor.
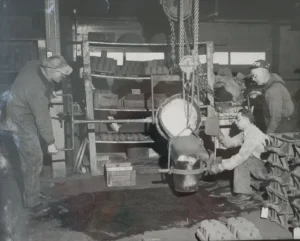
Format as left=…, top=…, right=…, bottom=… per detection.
left=27, top=173, right=293, bottom=241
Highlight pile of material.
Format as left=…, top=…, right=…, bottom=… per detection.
left=263, top=132, right=300, bottom=229
left=196, top=217, right=262, bottom=240
left=214, top=67, right=246, bottom=102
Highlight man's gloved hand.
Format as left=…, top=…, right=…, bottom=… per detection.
left=209, top=163, right=222, bottom=175
left=48, top=144, right=58, bottom=155
left=208, top=154, right=222, bottom=164
left=206, top=155, right=223, bottom=175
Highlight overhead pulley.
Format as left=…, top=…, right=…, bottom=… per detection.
left=161, top=0, right=193, bottom=21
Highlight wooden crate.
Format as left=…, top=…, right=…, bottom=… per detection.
left=93, top=90, right=118, bottom=108
left=105, top=162, right=136, bottom=187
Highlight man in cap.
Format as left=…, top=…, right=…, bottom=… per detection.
left=4, top=56, right=73, bottom=210
left=250, top=59, right=297, bottom=133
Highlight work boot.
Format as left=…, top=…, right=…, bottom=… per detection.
left=227, top=193, right=239, bottom=201
left=27, top=203, right=49, bottom=215
left=227, top=194, right=253, bottom=204
left=39, top=192, right=52, bottom=201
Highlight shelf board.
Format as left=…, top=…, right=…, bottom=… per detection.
left=0, top=38, right=45, bottom=42
left=91, top=73, right=181, bottom=82
left=152, top=75, right=180, bottom=82
left=92, top=73, right=151, bottom=80
left=94, top=107, right=157, bottom=112
left=95, top=139, right=154, bottom=144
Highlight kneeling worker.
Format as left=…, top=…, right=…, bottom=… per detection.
left=209, top=109, right=269, bottom=204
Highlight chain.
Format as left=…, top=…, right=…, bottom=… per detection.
left=193, top=0, right=199, bottom=57
left=184, top=23, right=191, bottom=55
left=168, top=15, right=176, bottom=65
left=179, top=0, right=185, bottom=61
left=188, top=17, right=193, bottom=36
left=191, top=0, right=214, bottom=102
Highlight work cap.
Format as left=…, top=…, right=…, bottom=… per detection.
left=41, top=55, right=73, bottom=75
left=250, top=59, right=271, bottom=70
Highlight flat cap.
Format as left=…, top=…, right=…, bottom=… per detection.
left=41, top=55, right=73, bottom=75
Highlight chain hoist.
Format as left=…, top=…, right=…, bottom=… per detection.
left=164, top=0, right=214, bottom=103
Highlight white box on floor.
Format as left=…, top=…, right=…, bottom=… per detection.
left=105, top=162, right=136, bottom=187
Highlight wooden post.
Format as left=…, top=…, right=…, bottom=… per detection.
left=206, top=41, right=215, bottom=117
left=82, top=39, right=99, bottom=176
left=45, top=0, right=61, bottom=56
left=45, top=0, right=74, bottom=169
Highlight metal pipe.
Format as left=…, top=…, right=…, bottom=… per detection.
left=66, top=40, right=227, bottom=47
left=151, top=76, right=155, bottom=123
left=96, top=140, right=154, bottom=144
left=55, top=94, right=75, bottom=152
left=88, top=41, right=212, bottom=46
left=74, top=118, right=153, bottom=124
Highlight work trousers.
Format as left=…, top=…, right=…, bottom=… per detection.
left=233, top=156, right=267, bottom=195
left=0, top=137, right=28, bottom=241
left=2, top=130, right=43, bottom=208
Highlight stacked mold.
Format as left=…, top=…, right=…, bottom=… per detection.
left=264, top=132, right=300, bottom=229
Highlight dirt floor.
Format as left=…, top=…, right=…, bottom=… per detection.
left=24, top=173, right=293, bottom=241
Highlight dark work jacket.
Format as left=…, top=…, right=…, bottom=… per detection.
left=5, top=60, right=55, bottom=145
left=262, top=73, right=295, bottom=133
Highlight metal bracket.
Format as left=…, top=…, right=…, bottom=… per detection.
left=159, top=166, right=206, bottom=175
left=54, top=94, right=75, bottom=152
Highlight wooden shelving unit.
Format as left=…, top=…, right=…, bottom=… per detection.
left=81, top=39, right=215, bottom=176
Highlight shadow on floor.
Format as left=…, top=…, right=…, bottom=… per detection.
left=31, top=182, right=262, bottom=241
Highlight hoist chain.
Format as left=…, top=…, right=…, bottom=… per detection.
left=193, top=0, right=199, bottom=56
left=168, top=15, right=176, bottom=66
left=184, top=23, right=191, bottom=55
left=166, top=0, right=213, bottom=103
left=179, top=0, right=185, bottom=61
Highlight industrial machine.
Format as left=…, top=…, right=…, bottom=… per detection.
left=157, top=0, right=217, bottom=193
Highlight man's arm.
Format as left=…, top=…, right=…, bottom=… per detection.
left=26, top=88, right=55, bottom=145
left=265, top=88, right=283, bottom=133
left=218, top=132, right=244, bottom=148
left=219, top=134, right=258, bottom=171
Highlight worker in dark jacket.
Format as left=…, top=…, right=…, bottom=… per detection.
left=250, top=59, right=298, bottom=133
left=5, top=56, right=73, bottom=210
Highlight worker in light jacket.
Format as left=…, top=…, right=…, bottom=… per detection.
left=3, top=56, right=73, bottom=211
left=249, top=59, right=298, bottom=133
left=209, top=109, right=269, bottom=204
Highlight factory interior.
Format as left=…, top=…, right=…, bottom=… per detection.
left=2, top=0, right=300, bottom=240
